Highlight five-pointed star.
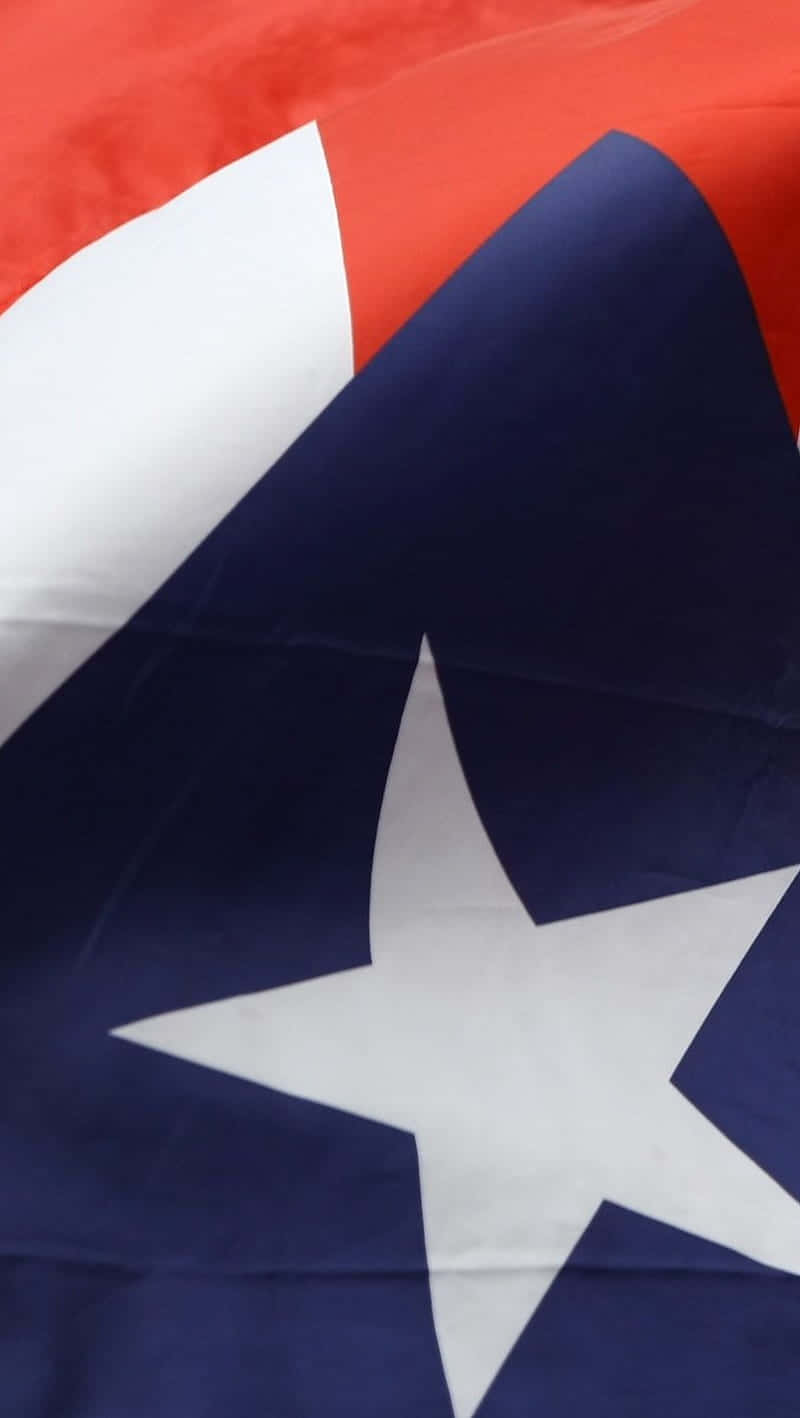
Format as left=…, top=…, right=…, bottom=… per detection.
left=116, top=638, right=800, bottom=1418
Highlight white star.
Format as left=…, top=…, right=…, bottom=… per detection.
left=115, top=638, right=800, bottom=1418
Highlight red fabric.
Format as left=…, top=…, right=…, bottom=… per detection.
left=1, top=0, right=593, bottom=315
left=322, top=0, right=800, bottom=428
left=5, top=0, right=800, bottom=426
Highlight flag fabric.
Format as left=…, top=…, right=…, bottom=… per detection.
left=4, top=3, right=800, bottom=1415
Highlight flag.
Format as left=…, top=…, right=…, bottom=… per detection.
left=3, top=2, right=800, bottom=1414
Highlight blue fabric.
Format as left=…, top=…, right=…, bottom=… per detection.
left=3, top=130, right=800, bottom=1413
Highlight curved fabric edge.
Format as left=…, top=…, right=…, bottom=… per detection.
left=0, top=120, right=353, bottom=746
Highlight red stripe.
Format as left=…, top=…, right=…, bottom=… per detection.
left=6, top=1, right=800, bottom=427
left=321, top=0, right=800, bottom=429
left=1, top=0, right=585, bottom=316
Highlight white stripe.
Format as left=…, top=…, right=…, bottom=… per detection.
left=0, top=122, right=352, bottom=744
